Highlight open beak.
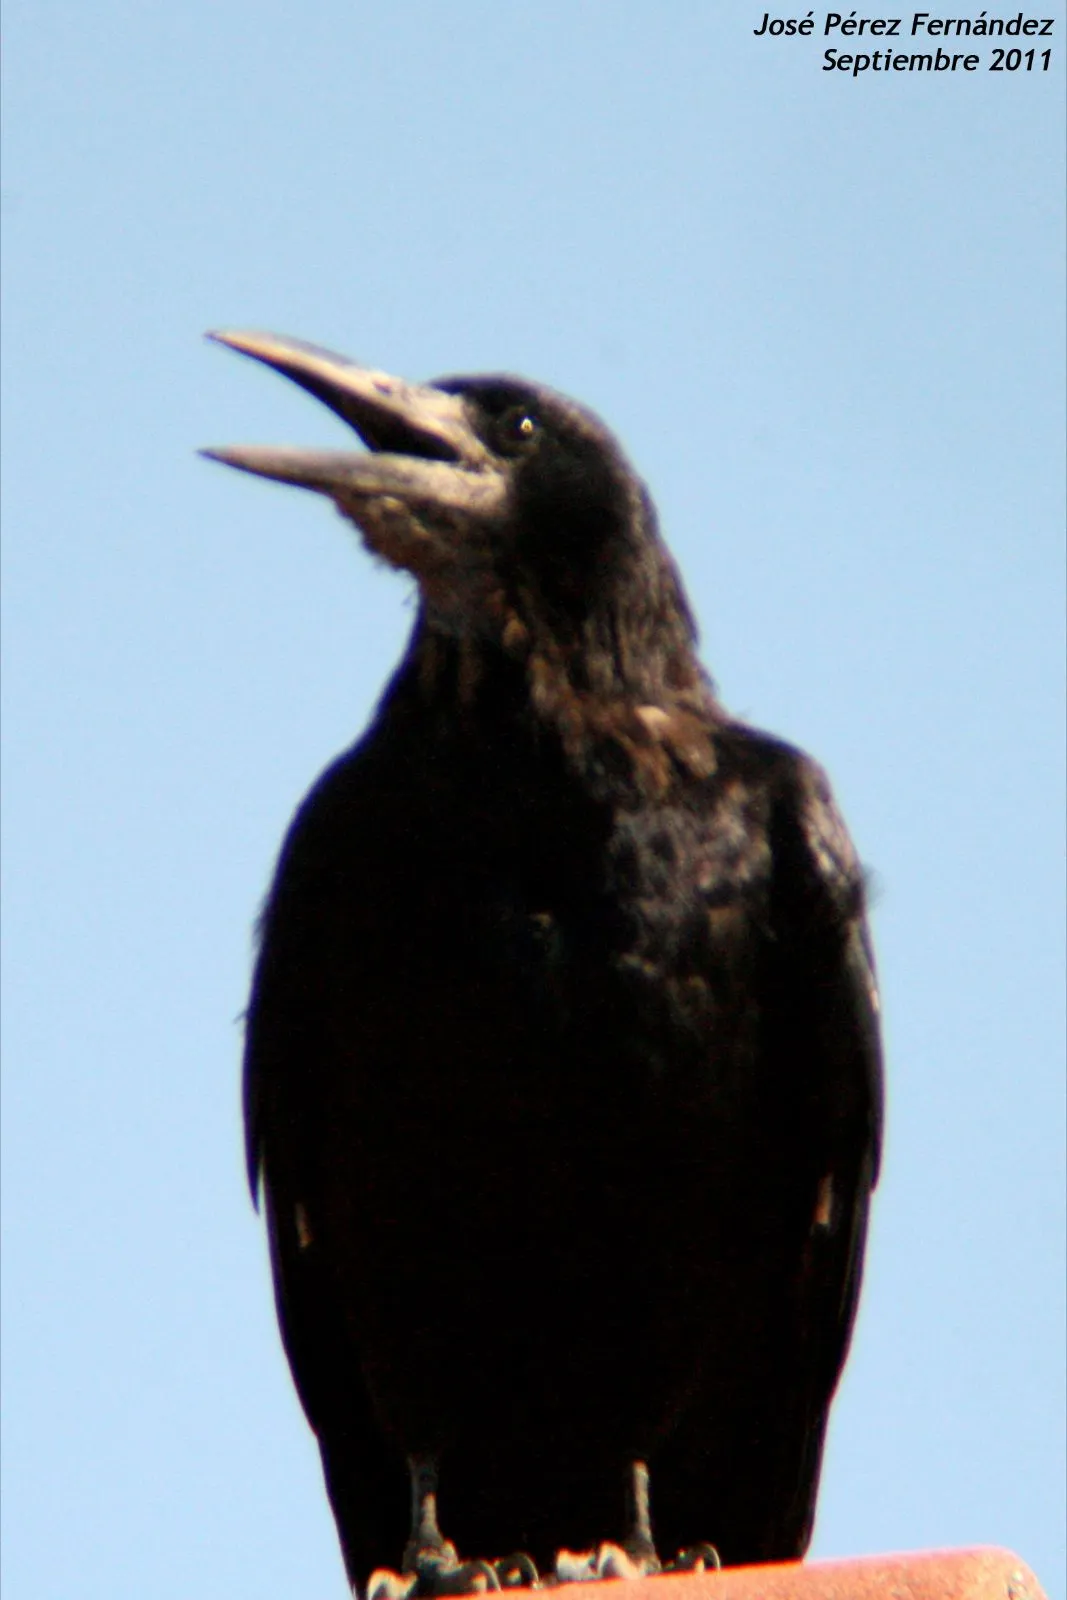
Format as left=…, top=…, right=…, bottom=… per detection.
left=201, top=331, right=507, bottom=558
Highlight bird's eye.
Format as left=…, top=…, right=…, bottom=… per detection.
left=496, top=406, right=540, bottom=454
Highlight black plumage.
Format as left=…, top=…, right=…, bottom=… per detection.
left=204, top=332, right=883, bottom=1594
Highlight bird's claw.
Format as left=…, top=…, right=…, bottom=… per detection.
left=366, top=1536, right=718, bottom=1596
left=367, top=1548, right=540, bottom=1598
left=433, top=1559, right=501, bottom=1594
left=555, top=1543, right=659, bottom=1582
left=415, top=1553, right=501, bottom=1594
left=553, top=1539, right=720, bottom=1584
left=494, top=1553, right=541, bottom=1589
left=366, top=1569, right=419, bottom=1600
left=662, top=1544, right=721, bottom=1575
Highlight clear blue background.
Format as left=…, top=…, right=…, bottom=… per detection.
left=3, top=7, right=1064, bottom=1599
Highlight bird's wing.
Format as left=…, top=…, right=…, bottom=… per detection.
left=242, top=747, right=412, bottom=1577
left=243, top=763, right=341, bottom=1415
left=764, top=745, right=884, bottom=1540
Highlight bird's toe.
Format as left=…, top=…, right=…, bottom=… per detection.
left=662, top=1544, right=721, bottom=1575
left=367, top=1549, right=514, bottom=1599
left=555, top=1543, right=660, bottom=1583
left=366, top=1569, right=420, bottom=1600
left=493, top=1553, right=540, bottom=1589
left=412, top=1551, right=502, bottom=1595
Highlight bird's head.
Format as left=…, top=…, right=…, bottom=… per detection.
left=204, top=331, right=701, bottom=701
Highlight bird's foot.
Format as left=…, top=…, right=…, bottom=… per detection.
left=366, top=1570, right=420, bottom=1600
left=554, top=1544, right=660, bottom=1582
left=661, top=1544, right=721, bottom=1575
left=371, top=1455, right=540, bottom=1596
left=495, top=1554, right=542, bottom=1589
left=552, top=1540, right=719, bottom=1585
left=366, top=1548, right=540, bottom=1599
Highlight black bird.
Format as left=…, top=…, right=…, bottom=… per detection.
left=204, top=332, right=883, bottom=1597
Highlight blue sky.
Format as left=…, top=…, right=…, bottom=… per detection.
left=3, top=6, right=1064, bottom=1599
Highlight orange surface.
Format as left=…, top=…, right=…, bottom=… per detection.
left=603, top=1549, right=1046, bottom=1600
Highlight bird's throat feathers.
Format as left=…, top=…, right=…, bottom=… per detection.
left=403, top=597, right=721, bottom=800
